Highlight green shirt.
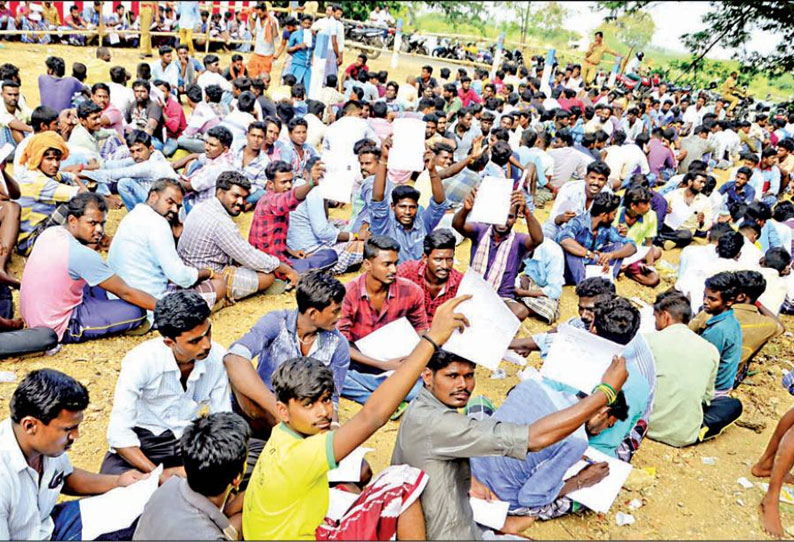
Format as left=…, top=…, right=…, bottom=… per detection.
left=644, top=324, right=719, bottom=447
left=444, top=97, right=463, bottom=117
left=614, top=207, right=658, bottom=246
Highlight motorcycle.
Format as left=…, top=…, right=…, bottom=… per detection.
left=615, top=72, right=660, bottom=100
left=403, top=32, right=429, bottom=56
left=431, top=37, right=455, bottom=59
left=343, top=21, right=385, bottom=59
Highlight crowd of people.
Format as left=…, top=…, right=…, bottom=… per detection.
left=2, top=1, right=794, bottom=540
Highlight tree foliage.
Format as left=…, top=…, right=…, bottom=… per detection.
left=599, top=1, right=794, bottom=79
left=598, top=10, right=655, bottom=51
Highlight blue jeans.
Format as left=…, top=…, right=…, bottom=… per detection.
left=563, top=243, right=625, bottom=286
left=177, top=135, right=207, bottom=154
left=341, top=369, right=423, bottom=405
left=288, top=248, right=338, bottom=273
left=247, top=187, right=265, bottom=205
left=50, top=500, right=82, bottom=541
left=162, top=137, right=178, bottom=157
left=117, top=178, right=152, bottom=210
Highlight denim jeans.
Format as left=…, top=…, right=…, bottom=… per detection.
left=177, top=135, right=207, bottom=154
left=162, top=137, right=178, bottom=157
left=117, top=179, right=152, bottom=210
left=341, top=369, right=423, bottom=405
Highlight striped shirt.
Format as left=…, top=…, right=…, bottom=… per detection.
left=232, top=144, right=271, bottom=189
left=107, top=338, right=232, bottom=450
left=0, top=418, right=74, bottom=540
left=17, top=171, right=79, bottom=245
left=178, top=197, right=280, bottom=274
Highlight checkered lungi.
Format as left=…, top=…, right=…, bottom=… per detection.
left=515, top=276, right=560, bottom=324
left=329, top=240, right=365, bottom=275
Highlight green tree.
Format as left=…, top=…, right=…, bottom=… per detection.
left=599, top=1, right=794, bottom=78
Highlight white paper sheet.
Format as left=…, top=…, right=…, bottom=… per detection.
left=108, top=32, right=120, bottom=45
left=327, top=488, right=359, bottom=521
left=540, top=324, right=624, bottom=393
left=387, top=118, right=426, bottom=172
left=443, top=270, right=521, bottom=371
left=79, top=465, right=162, bottom=540
left=328, top=447, right=373, bottom=483
left=503, top=349, right=527, bottom=366
left=318, top=154, right=357, bottom=203
left=664, top=204, right=693, bottom=230
left=563, top=447, right=633, bottom=514
left=303, top=31, right=313, bottom=48
left=621, top=245, right=650, bottom=267
left=355, top=317, right=420, bottom=363
left=638, top=304, right=656, bottom=334
left=470, top=497, right=509, bottom=530
left=585, top=264, right=614, bottom=283
left=468, top=176, right=513, bottom=225
left=0, top=142, right=13, bottom=164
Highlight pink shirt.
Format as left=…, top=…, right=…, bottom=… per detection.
left=102, top=103, right=124, bottom=137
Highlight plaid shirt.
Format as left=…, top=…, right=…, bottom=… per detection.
left=248, top=188, right=301, bottom=263
left=186, top=151, right=234, bottom=204
left=337, top=273, right=428, bottom=374
left=557, top=211, right=635, bottom=257
left=442, top=169, right=482, bottom=209
left=178, top=197, right=280, bottom=273
left=232, top=144, right=270, bottom=189
left=281, top=141, right=319, bottom=178
left=397, top=259, right=463, bottom=320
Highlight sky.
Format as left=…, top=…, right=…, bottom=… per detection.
left=490, top=2, right=780, bottom=60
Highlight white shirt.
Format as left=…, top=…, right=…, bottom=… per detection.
left=760, top=267, right=788, bottom=315
left=252, top=14, right=279, bottom=56
left=321, top=115, right=379, bottom=159
left=604, top=144, right=649, bottom=183
left=108, top=82, right=135, bottom=115
left=664, top=188, right=712, bottom=232
left=626, top=57, right=641, bottom=76
left=220, top=109, right=255, bottom=146
left=196, top=70, right=232, bottom=92
left=564, top=76, right=583, bottom=90
left=542, top=179, right=611, bottom=239
left=585, top=117, right=613, bottom=136
left=683, top=105, right=704, bottom=129
left=677, top=244, right=718, bottom=280
left=106, top=339, right=231, bottom=450
left=677, top=256, right=742, bottom=312
left=0, top=418, right=74, bottom=540
left=304, top=112, right=326, bottom=148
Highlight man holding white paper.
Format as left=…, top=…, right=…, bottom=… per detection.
left=453, top=186, right=543, bottom=318
left=0, top=369, right=145, bottom=540
left=557, top=192, right=637, bottom=285
left=658, top=171, right=712, bottom=249
left=370, top=138, right=448, bottom=264
left=541, top=160, right=612, bottom=240
left=470, top=378, right=629, bottom=520
left=392, top=349, right=629, bottom=539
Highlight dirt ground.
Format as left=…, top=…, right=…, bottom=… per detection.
left=1, top=41, right=794, bottom=539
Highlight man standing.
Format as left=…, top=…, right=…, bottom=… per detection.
left=0, top=369, right=145, bottom=540
left=582, top=31, right=619, bottom=86
left=397, top=229, right=463, bottom=322
left=176, top=1, right=200, bottom=56
left=248, top=2, right=280, bottom=79
left=100, top=291, right=231, bottom=477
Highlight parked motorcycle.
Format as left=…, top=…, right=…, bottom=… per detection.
left=615, top=72, right=660, bottom=100
left=403, top=32, right=429, bottom=56
left=343, top=21, right=385, bottom=59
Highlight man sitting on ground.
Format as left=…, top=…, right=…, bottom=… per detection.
left=233, top=121, right=272, bottom=209
left=557, top=192, right=636, bottom=285
left=133, top=412, right=250, bottom=540
left=658, top=170, right=711, bottom=249
left=615, top=185, right=662, bottom=287
left=514, top=238, right=565, bottom=324
left=0, top=369, right=145, bottom=541
left=20, top=193, right=155, bottom=345
left=453, top=188, right=543, bottom=319
left=101, top=291, right=231, bottom=478
left=470, top=380, right=629, bottom=521
left=541, top=160, right=611, bottom=240
left=337, top=236, right=428, bottom=405
left=392, top=347, right=628, bottom=539
left=248, top=160, right=337, bottom=273
left=689, top=271, right=743, bottom=396
left=646, top=289, right=742, bottom=447
left=178, top=171, right=299, bottom=302
left=398, top=229, right=463, bottom=322
left=172, top=125, right=234, bottom=209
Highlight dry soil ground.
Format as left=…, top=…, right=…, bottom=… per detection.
left=1, top=40, right=793, bottom=539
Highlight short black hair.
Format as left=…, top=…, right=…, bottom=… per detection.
left=391, top=185, right=420, bottom=205
left=205, top=84, right=224, bottom=103
left=745, top=201, right=773, bottom=222
left=296, top=271, right=346, bottom=314
left=423, top=229, right=456, bottom=255
left=67, top=192, right=107, bottom=219
left=265, top=160, right=293, bottom=181
left=704, top=271, right=740, bottom=302
left=586, top=160, right=611, bottom=178
left=158, top=45, right=173, bottom=56
left=426, top=349, right=475, bottom=373
left=716, top=230, right=744, bottom=259
left=272, top=357, right=335, bottom=404
left=30, top=106, right=58, bottom=133
left=207, top=125, right=233, bottom=149
left=287, top=116, right=308, bottom=133
left=45, top=56, right=66, bottom=77
left=125, top=129, right=152, bottom=148
left=180, top=412, right=251, bottom=497
left=155, top=291, right=211, bottom=340
left=593, top=297, right=640, bottom=345
left=203, top=53, right=220, bottom=67
left=237, top=91, right=256, bottom=113
left=148, top=177, right=185, bottom=197
left=735, top=270, right=767, bottom=303
left=653, top=288, right=692, bottom=324
left=763, top=247, right=792, bottom=274
left=91, top=82, right=110, bottom=95
left=607, top=390, right=629, bottom=421
left=576, top=277, right=616, bottom=299
left=216, top=170, right=251, bottom=192
left=622, top=185, right=652, bottom=209
left=590, top=192, right=621, bottom=217
left=10, top=369, right=89, bottom=424
left=364, top=235, right=400, bottom=260
left=708, top=222, right=734, bottom=242
left=77, top=100, right=102, bottom=120
left=738, top=219, right=762, bottom=238
left=131, top=79, right=150, bottom=92
left=110, top=65, right=128, bottom=84
left=773, top=201, right=794, bottom=222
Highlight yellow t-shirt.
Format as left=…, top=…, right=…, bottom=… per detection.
left=242, top=423, right=337, bottom=541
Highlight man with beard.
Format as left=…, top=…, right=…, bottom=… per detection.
left=370, top=138, right=448, bottom=264
left=470, top=380, right=628, bottom=520
left=391, top=348, right=629, bottom=539
left=109, top=179, right=228, bottom=313
left=0, top=369, right=145, bottom=540
left=453, top=188, right=544, bottom=318
left=557, top=192, right=636, bottom=285
left=337, top=235, right=428, bottom=405
left=451, top=107, right=482, bottom=161
left=658, top=170, right=712, bottom=249
left=19, top=193, right=155, bottom=344
left=125, top=80, right=164, bottom=144
left=178, top=171, right=298, bottom=303
left=398, top=229, right=464, bottom=322
left=100, top=291, right=231, bottom=481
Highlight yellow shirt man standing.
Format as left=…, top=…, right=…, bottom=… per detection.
left=583, top=31, right=618, bottom=86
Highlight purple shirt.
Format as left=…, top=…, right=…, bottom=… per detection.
left=468, top=223, right=530, bottom=298
left=647, top=138, right=675, bottom=179
left=37, top=74, right=85, bottom=113
left=650, top=189, right=667, bottom=229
